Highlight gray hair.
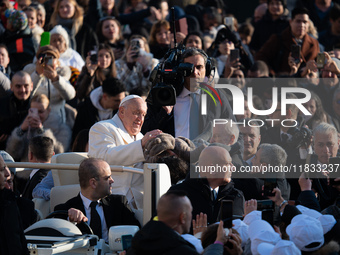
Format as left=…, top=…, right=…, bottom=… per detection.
left=313, top=122, right=338, bottom=143
left=214, top=120, right=239, bottom=144
left=259, top=143, right=287, bottom=166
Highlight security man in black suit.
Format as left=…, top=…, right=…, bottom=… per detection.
left=54, top=158, right=140, bottom=241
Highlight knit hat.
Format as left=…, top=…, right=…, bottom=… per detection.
left=286, top=214, right=324, bottom=252
left=36, top=45, right=60, bottom=60
left=0, top=150, right=15, bottom=174
left=5, top=9, right=28, bottom=31
left=50, top=25, right=70, bottom=49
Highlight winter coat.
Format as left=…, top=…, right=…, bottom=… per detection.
left=23, top=63, right=75, bottom=123
left=6, top=111, right=72, bottom=162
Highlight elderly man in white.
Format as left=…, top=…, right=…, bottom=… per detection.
left=88, top=95, right=161, bottom=209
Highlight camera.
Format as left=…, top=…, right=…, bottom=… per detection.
left=287, top=126, right=313, bottom=148
left=149, top=44, right=195, bottom=106
left=90, top=50, right=98, bottom=65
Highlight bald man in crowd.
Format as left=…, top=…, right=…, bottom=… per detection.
left=170, top=146, right=244, bottom=229
left=127, top=190, right=226, bottom=255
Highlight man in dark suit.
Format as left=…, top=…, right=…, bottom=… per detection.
left=142, top=47, right=233, bottom=140
left=22, top=136, right=53, bottom=200
left=54, top=158, right=140, bottom=242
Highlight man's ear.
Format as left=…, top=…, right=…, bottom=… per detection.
left=89, top=178, right=97, bottom=189
left=229, top=135, right=235, bottom=145
left=179, top=212, right=186, bottom=224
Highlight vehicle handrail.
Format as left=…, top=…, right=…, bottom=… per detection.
left=5, top=162, right=144, bottom=175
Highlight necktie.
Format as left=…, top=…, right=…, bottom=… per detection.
left=189, top=93, right=199, bottom=140
left=212, top=189, right=217, bottom=201
left=90, top=201, right=102, bottom=238
left=281, top=133, right=289, bottom=143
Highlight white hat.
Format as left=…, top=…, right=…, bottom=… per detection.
left=119, top=95, right=143, bottom=108
left=257, top=240, right=301, bottom=255
left=318, top=214, right=336, bottom=234
left=232, top=219, right=249, bottom=247
left=296, top=206, right=336, bottom=234
left=50, top=25, right=70, bottom=48
left=243, top=210, right=261, bottom=225
left=249, top=220, right=281, bottom=255
left=286, top=214, right=324, bottom=252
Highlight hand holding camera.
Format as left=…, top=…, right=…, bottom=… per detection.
left=21, top=108, right=42, bottom=131
left=86, top=50, right=98, bottom=77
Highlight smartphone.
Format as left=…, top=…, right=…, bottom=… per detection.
left=121, top=234, right=133, bottom=251
left=306, top=154, right=318, bottom=179
left=219, top=200, right=233, bottom=229
left=257, top=200, right=274, bottom=211
left=40, top=31, right=50, bottom=47
left=262, top=209, right=274, bottom=226
left=291, top=44, right=301, bottom=63
left=224, top=17, right=234, bottom=31
left=230, top=49, right=240, bottom=62
left=263, top=178, right=277, bottom=197
left=29, top=108, right=39, bottom=118
left=90, top=50, right=98, bottom=64
left=175, top=17, right=188, bottom=36
left=44, top=56, right=53, bottom=66
left=329, top=157, right=340, bottom=186
left=316, top=53, right=325, bottom=69
left=130, top=40, right=140, bottom=59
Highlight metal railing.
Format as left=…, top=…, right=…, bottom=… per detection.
left=5, top=162, right=144, bottom=175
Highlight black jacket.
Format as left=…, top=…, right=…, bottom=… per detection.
left=0, top=93, right=30, bottom=150
left=22, top=169, right=50, bottom=200
left=0, top=189, right=29, bottom=255
left=250, top=10, right=289, bottom=52
left=127, top=220, right=199, bottom=255
left=169, top=177, right=244, bottom=230
left=55, top=193, right=140, bottom=229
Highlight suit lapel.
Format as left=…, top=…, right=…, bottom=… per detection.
left=101, top=197, right=111, bottom=228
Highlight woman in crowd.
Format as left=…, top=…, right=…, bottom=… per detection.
left=23, top=6, right=44, bottom=51
left=76, top=43, right=117, bottom=100
left=302, top=91, right=332, bottom=130
left=48, top=0, right=98, bottom=58
left=183, top=31, right=205, bottom=50
left=149, top=20, right=170, bottom=60
left=50, top=25, right=85, bottom=71
left=115, top=35, right=158, bottom=92
left=23, top=45, right=75, bottom=124
left=6, top=94, right=72, bottom=162
left=96, top=16, right=125, bottom=60
left=249, top=0, right=289, bottom=52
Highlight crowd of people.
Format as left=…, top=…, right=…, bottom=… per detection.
left=2, top=0, right=340, bottom=254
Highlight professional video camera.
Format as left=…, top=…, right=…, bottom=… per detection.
left=287, top=126, right=313, bottom=148
left=148, top=7, right=194, bottom=106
